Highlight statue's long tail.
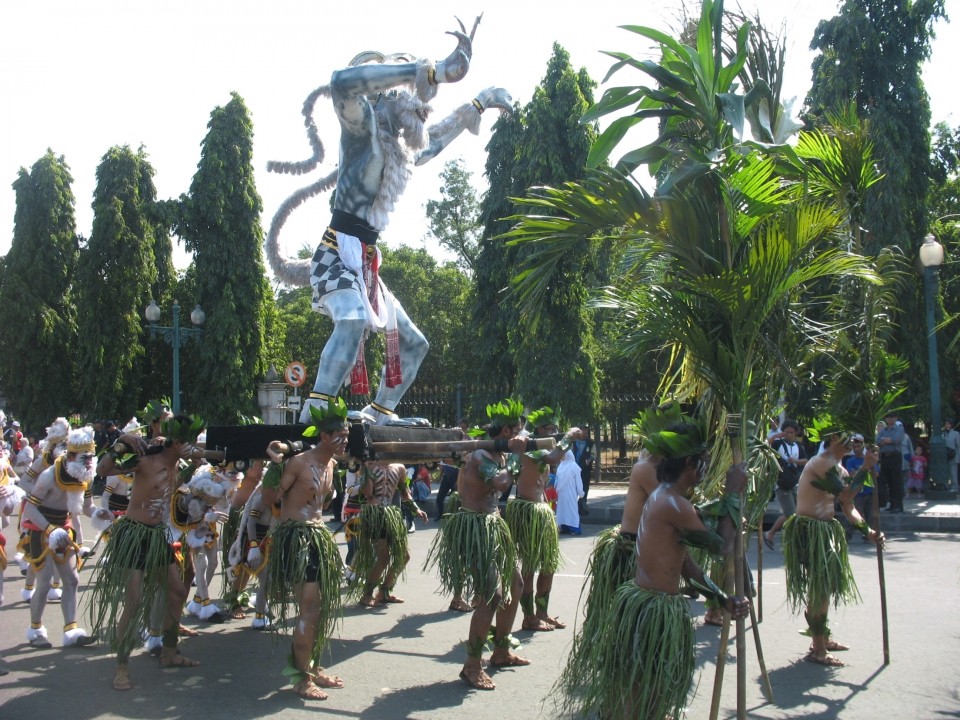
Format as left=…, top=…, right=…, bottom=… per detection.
left=264, top=85, right=337, bottom=287
left=264, top=170, right=338, bottom=287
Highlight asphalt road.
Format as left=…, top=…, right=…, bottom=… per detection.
left=1, top=518, right=958, bottom=719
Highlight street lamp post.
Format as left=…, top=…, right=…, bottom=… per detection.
left=919, top=234, right=957, bottom=500
left=145, top=300, right=205, bottom=415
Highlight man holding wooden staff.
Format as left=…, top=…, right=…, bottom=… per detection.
left=552, top=417, right=749, bottom=719
left=783, top=427, right=883, bottom=666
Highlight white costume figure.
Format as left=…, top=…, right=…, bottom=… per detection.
left=21, top=427, right=113, bottom=647
left=227, top=484, right=279, bottom=628
left=265, top=17, right=511, bottom=423
left=13, top=439, right=34, bottom=477
left=0, top=445, right=20, bottom=528
left=17, top=417, right=70, bottom=601
left=177, top=468, right=232, bottom=621
left=554, top=449, right=584, bottom=535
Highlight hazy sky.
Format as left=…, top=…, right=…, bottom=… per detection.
left=2, top=1, right=958, bottom=270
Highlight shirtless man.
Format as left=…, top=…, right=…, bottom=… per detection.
left=783, top=428, right=883, bottom=666
left=354, top=461, right=427, bottom=607
left=264, top=400, right=347, bottom=701
left=555, top=418, right=749, bottom=719
left=563, top=404, right=670, bottom=681
left=504, top=407, right=579, bottom=631
left=89, top=414, right=207, bottom=691
left=21, top=426, right=111, bottom=648
left=425, top=398, right=529, bottom=690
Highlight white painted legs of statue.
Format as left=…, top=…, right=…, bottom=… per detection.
left=300, top=288, right=428, bottom=424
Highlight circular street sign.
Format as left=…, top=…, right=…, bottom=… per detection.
left=284, top=361, right=307, bottom=388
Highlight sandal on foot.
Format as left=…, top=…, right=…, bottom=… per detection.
left=159, top=651, right=200, bottom=668
left=293, top=680, right=328, bottom=700
left=311, top=671, right=344, bottom=689
left=763, top=534, right=775, bottom=550
left=113, top=668, right=132, bottom=691
left=541, top=616, right=566, bottom=629
left=230, top=607, right=246, bottom=620
left=377, top=593, right=404, bottom=604
left=488, top=652, right=531, bottom=668
left=178, top=624, right=200, bottom=637
left=825, top=640, right=850, bottom=652
left=804, top=651, right=845, bottom=667
left=521, top=617, right=555, bottom=632
left=448, top=599, right=472, bottom=612
left=459, top=668, right=496, bottom=690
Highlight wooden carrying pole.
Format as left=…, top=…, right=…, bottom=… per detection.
left=271, top=436, right=556, bottom=460
left=870, top=484, right=891, bottom=664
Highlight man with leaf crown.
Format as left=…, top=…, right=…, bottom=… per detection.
left=424, top=398, right=529, bottom=690
left=21, top=426, right=112, bottom=649
left=263, top=399, right=348, bottom=701
left=783, top=422, right=883, bottom=667
left=553, top=413, right=750, bottom=720
left=89, top=413, right=207, bottom=691
left=558, top=401, right=677, bottom=706
left=504, top=405, right=580, bottom=632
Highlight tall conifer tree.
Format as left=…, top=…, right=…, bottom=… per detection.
left=0, top=151, right=79, bottom=427
left=178, top=93, right=271, bottom=421
left=75, top=145, right=159, bottom=419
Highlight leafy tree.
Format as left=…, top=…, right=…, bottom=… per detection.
left=475, top=43, right=600, bottom=421
left=805, top=0, right=946, bottom=405
left=175, top=93, right=272, bottom=422
left=275, top=286, right=331, bottom=397
left=0, top=151, right=79, bottom=428
left=378, top=245, right=475, bottom=390
left=473, top=107, right=523, bottom=397
left=74, top=145, right=160, bottom=420
left=425, top=158, right=481, bottom=273
left=503, top=0, right=880, bottom=530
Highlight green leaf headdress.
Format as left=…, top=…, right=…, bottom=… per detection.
left=142, top=397, right=172, bottom=424
left=159, top=414, right=205, bottom=444
left=642, top=413, right=709, bottom=460
left=806, top=415, right=850, bottom=446
left=527, top=406, right=561, bottom=430
left=303, top=397, right=349, bottom=437
left=629, top=402, right=684, bottom=448
left=486, top=398, right=525, bottom=427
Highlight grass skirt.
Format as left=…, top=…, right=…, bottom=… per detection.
left=782, top=515, right=859, bottom=614
left=423, top=508, right=516, bottom=606
left=554, top=582, right=694, bottom=720
left=504, top=498, right=562, bottom=575
left=351, top=503, right=408, bottom=598
left=86, top=518, right=171, bottom=661
left=441, top=491, right=461, bottom=517
left=265, top=520, right=343, bottom=665
left=580, top=525, right=636, bottom=621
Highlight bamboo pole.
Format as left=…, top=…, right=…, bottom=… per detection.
left=744, top=552, right=774, bottom=702
left=870, top=483, right=891, bottom=664
left=756, top=526, right=763, bottom=623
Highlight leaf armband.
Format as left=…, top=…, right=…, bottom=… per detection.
left=689, top=575, right=729, bottom=607
left=679, top=527, right=724, bottom=555
left=810, top=464, right=846, bottom=496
